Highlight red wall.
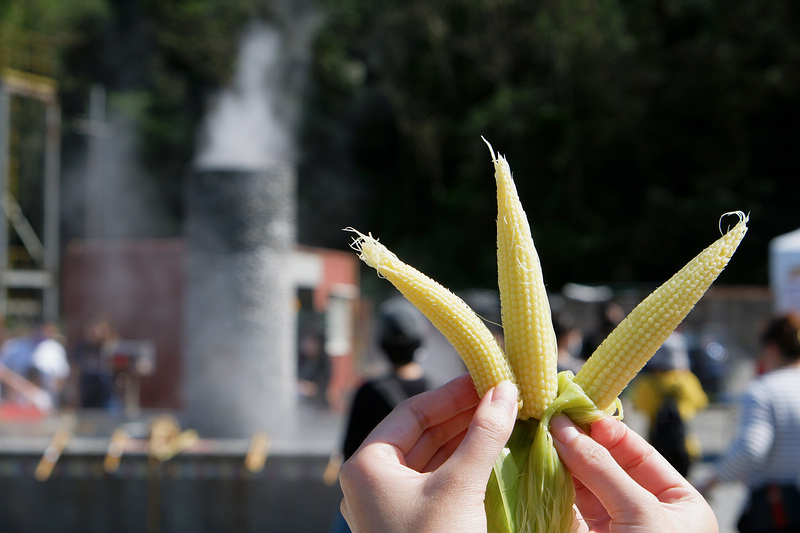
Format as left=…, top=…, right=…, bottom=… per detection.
left=60, top=239, right=185, bottom=408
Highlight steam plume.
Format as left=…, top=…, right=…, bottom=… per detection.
left=195, top=19, right=314, bottom=169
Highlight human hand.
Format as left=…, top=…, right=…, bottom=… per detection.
left=338, top=374, right=518, bottom=533
left=550, top=414, right=718, bottom=533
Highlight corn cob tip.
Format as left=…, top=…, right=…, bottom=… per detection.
left=345, top=227, right=391, bottom=275
left=574, top=210, right=749, bottom=409
left=482, top=136, right=513, bottom=172
left=345, top=227, right=522, bottom=411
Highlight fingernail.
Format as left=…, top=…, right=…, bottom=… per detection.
left=491, top=380, right=519, bottom=413
left=550, top=414, right=582, bottom=445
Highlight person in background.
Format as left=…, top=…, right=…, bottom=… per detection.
left=29, top=323, right=70, bottom=407
left=0, top=321, right=69, bottom=410
left=0, top=322, right=53, bottom=413
left=297, top=322, right=331, bottom=408
left=339, top=374, right=718, bottom=532
left=0, top=322, right=37, bottom=402
left=71, top=317, right=117, bottom=409
left=331, top=299, right=431, bottom=533
left=630, top=329, right=708, bottom=476
left=580, top=300, right=625, bottom=360
left=699, top=312, right=800, bottom=533
left=553, top=311, right=584, bottom=374
left=342, top=298, right=430, bottom=460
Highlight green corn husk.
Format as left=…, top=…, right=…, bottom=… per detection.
left=486, top=446, right=520, bottom=533
left=485, top=372, right=623, bottom=533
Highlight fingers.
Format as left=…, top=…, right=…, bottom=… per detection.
left=587, top=416, right=693, bottom=499
left=404, top=408, right=475, bottom=472
left=420, top=427, right=468, bottom=472
left=550, top=414, right=661, bottom=518
left=362, top=373, right=481, bottom=456
left=339, top=377, right=518, bottom=532
left=342, top=376, right=516, bottom=489
left=552, top=413, right=704, bottom=519
left=388, top=379, right=518, bottom=473
left=438, top=380, right=518, bottom=489
left=555, top=414, right=718, bottom=532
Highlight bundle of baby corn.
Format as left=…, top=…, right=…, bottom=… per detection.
left=348, top=140, right=748, bottom=533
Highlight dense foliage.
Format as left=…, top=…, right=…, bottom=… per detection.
left=4, top=0, right=800, bottom=292
left=306, top=0, right=800, bottom=291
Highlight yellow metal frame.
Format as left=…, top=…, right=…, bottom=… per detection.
left=0, top=24, right=61, bottom=319
left=2, top=67, right=58, bottom=101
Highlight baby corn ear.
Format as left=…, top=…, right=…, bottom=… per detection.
left=574, top=212, right=749, bottom=410
left=347, top=229, right=521, bottom=409
left=487, top=139, right=557, bottom=421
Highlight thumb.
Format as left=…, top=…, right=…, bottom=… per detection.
left=443, top=380, right=518, bottom=486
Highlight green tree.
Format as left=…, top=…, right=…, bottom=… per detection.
left=306, top=0, right=800, bottom=290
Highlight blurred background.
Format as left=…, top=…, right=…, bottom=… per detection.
left=0, top=0, right=799, bottom=531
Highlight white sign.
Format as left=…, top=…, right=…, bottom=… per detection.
left=769, top=227, right=800, bottom=313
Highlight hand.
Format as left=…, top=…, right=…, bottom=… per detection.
left=550, top=414, right=718, bottom=533
left=338, top=374, right=518, bottom=533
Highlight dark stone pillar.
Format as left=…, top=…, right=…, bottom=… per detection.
left=183, top=165, right=297, bottom=437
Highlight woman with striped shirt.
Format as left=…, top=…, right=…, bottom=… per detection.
left=701, top=312, right=800, bottom=533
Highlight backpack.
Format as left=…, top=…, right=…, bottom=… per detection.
left=372, top=375, right=410, bottom=410
left=649, top=394, right=691, bottom=476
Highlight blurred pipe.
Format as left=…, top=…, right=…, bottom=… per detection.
left=0, top=83, right=10, bottom=315
left=35, top=428, right=71, bottom=481
left=42, top=98, right=60, bottom=322
left=103, top=428, right=129, bottom=473
left=244, top=431, right=271, bottom=473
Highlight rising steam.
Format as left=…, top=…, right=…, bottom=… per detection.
left=195, top=19, right=315, bottom=170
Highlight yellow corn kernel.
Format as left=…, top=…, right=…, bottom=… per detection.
left=574, top=212, right=748, bottom=410
left=487, top=140, right=557, bottom=420
left=347, top=229, right=520, bottom=405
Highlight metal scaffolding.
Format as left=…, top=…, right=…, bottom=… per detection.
left=0, top=24, right=61, bottom=321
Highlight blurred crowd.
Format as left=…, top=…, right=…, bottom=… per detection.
left=0, top=320, right=69, bottom=415
left=0, top=316, right=134, bottom=418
